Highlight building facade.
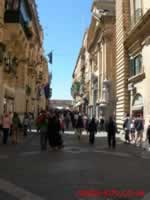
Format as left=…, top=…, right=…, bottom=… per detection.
left=71, top=31, right=90, bottom=114
left=0, top=0, right=49, bottom=117
left=72, top=0, right=116, bottom=121
left=72, top=0, right=150, bottom=134
left=87, top=0, right=116, bottom=120
left=116, top=0, right=150, bottom=133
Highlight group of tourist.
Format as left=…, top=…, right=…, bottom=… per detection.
left=123, top=113, right=150, bottom=148
left=36, top=110, right=64, bottom=150
left=36, top=110, right=104, bottom=150
left=0, top=108, right=121, bottom=153
left=0, top=112, right=33, bottom=144
left=1, top=109, right=150, bottom=152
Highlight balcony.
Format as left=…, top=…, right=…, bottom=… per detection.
left=4, top=0, right=32, bottom=39
left=71, top=81, right=80, bottom=98
left=125, top=9, right=150, bottom=48
left=128, top=71, right=145, bottom=84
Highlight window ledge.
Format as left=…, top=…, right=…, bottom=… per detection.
left=128, top=72, right=145, bottom=83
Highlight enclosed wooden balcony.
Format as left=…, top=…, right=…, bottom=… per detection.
left=4, top=0, right=32, bottom=39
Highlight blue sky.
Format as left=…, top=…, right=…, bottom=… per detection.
left=36, top=0, right=93, bottom=100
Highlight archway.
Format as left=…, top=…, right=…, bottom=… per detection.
left=132, top=93, right=143, bottom=117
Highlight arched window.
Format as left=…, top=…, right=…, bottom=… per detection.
left=132, top=93, right=143, bottom=110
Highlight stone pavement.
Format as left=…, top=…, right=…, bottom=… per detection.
left=0, top=131, right=150, bottom=200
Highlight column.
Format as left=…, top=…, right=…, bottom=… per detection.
left=101, top=40, right=104, bottom=98
left=97, top=43, right=100, bottom=101
left=90, top=58, right=93, bottom=105
left=104, top=39, right=107, bottom=80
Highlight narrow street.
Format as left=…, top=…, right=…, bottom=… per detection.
left=0, top=132, right=150, bottom=200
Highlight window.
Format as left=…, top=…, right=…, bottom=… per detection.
left=132, top=94, right=143, bottom=107
left=5, top=0, right=19, bottom=11
left=134, top=0, right=142, bottom=22
left=130, top=0, right=143, bottom=27
left=20, top=0, right=31, bottom=23
left=129, top=54, right=142, bottom=77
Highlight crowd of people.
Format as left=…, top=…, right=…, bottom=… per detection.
left=0, top=109, right=150, bottom=151
left=123, top=113, right=150, bottom=148
left=36, top=110, right=117, bottom=150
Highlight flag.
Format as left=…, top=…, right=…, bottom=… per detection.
left=48, top=51, right=53, bottom=64
left=44, top=83, right=50, bottom=98
left=48, top=72, right=52, bottom=83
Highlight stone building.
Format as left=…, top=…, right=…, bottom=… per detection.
left=87, top=0, right=116, bottom=120
left=116, top=0, right=150, bottom=132
left=72, top=0, right=116, bottom=120
left=71, top=31, right=90, bottom=114
left=0, top=0, right=49, bottom=117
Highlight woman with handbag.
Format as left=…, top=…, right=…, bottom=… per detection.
left=2, top=113, right=11, bottom=144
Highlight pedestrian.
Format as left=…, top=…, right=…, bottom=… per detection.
left=76, top=114, right=83, bottom=140
left=48, top=112, right=63, bottom=150
left=99, top=116, right=105, bottom=131
left=88, top=117, right=97, bottom=144
left=106, top=116, right=117, bottom=149
left=146, top=120, right=150, bottom=148
left=83, top=114, right=89, bottom=134
left=123, top=113, right=131, bottom=144
left=59, top=114, right=65, bottom=134
left=70, top=111, right=75, bottom=129
left=0, top=115, right=3, bottom=137
left=23, top=113, right=29, bottom=136
left=37, top=110, right=48, bottom=151
left=12, top=112, right=21, bottom=144
left=9, top=112, right=13, bottom=136
left=74, top=112, right=79, bottom=125
left=135, top=114, right=144, bottom=147
left=74, top=112, right=78, bottom=133
left=65, top=112, right=70, bottom=130
left=28, top=113, right=32, bottom=134
left=2, top=113, right=11, bottom=144
left=130, top=117, right=136, bottom=143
